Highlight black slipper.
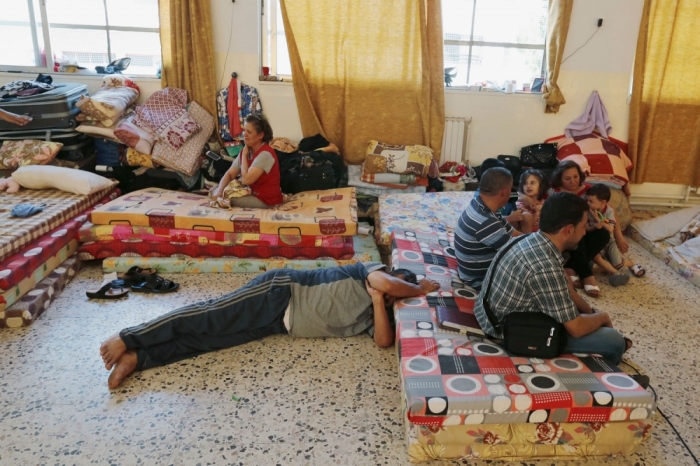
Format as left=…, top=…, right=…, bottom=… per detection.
left=120, top=266, right=157, bottom=287
left=130, top=274, right=179, bottom=294
left=86, top=283, right=129, bottom=300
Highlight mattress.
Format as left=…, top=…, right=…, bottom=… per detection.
left=89, top=187, right=358, bottom=236
left=1, top=255, right=81, bottom=328
left=76, top=235, right=355, bottom=260
left=0, top=187, right=119, bottom=262
left=628, top=209, right=700, bottom=289
left=377, top=192, right=473, bottom=250
left=347, top=164, right=427, bottom=197
left=1, top=240, right=78, bottom=313
left=405, top=413, right=652, bottom=462
left=101, top=234, right=380, bottom=274
left=390, top=228, right=655, bottom=461
left=0, top=191, right=115, bottom=292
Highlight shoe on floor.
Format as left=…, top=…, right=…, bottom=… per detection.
left=609, top=273, right=630, bottom=287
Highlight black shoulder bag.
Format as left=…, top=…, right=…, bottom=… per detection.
left=482, top=235, right=567, bottom=359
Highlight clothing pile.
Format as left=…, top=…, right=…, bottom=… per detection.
left=0, top=74, right=55, bottom=99
left=75, top=186, right=384, bottom=274
left=75, top=82, right=215, bottom=192
left=217, top=76, right=262, bottom=147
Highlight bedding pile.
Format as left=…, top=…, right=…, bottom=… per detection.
left=389, top=228, right=655, bottom=462
left=0, top=187, right=120, bottom=327
left=80, top=187, right=380, bottom=272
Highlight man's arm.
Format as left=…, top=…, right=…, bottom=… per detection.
left=366, top=271, right=440, bottom=297
left=563, top=311, right=613, bottom=339
left=366, top=283, right=394, bottom=348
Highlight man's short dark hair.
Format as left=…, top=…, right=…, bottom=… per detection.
left=540, top=192, right=588, bottom=234
left=479, top=167, right=513, bottom=195
left=586, top=183, right=611, bottom=202
left=390, top=268, right=417, bottom=284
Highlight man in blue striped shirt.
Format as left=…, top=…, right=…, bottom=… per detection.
left=455, top=167, right=523, bottom=290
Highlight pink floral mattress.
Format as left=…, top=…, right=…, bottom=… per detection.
left=390, top=229, right=655, bottom=429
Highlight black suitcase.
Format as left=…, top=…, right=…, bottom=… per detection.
left=0, top=83, right=88, bottom=131
left=0, top=127, right=93, bottom=161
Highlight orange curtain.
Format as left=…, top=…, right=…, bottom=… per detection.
left=628, top=0, right=700, bottom=185
left=542, top=0, right=574, bottom=114
left=280, top=0, right=445, bottom=164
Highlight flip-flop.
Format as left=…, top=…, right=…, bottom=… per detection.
left=568, top=274, right=583, bottom=289
left=130, top=274, right=179, bottom=294
left=623, top=337, right=633, bottom=352
left=629, top=264, right=646, bottom=277
left=86, top=283, right=129, bottom=300
left=609, top=273, right=630, bottom=287
left=584, top=284, right=600, bottom=298
left=119, top=266, right=157, bottom=287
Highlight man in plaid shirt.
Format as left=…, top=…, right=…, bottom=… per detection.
left=473, top=192, right=629, bottom=365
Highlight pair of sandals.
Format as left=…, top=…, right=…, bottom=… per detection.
left=86, top=266, right=179, bottom=299
left=570, top=264, right=646, bottom=298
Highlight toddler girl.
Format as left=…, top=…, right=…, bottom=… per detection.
left=516, top=169, right=548, bottom=233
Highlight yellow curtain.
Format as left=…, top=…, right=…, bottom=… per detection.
left=542, top=0, right=574, bottom=114
left=280, top=0, right=445, bottom=165
left=158, top=0, right=217, bottom=118
left=628, top=0, right=700, bottom=185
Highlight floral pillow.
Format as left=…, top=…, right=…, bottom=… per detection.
left=0, top=140, right=63, bottom=170
left=364, top=140, right=434, bottom=177
left=114, top=112, right=156, bottom=155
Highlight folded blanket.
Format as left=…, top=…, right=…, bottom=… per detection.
left=76, top=76, right=140, bottom=127
left=631, top=206, right=700, bottom=242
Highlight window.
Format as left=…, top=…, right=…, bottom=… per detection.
left=0, top=0, right=161, bottom=76
left=261, top=0, right=291, bottom=77
left=442, top=0, right=548, bottom=89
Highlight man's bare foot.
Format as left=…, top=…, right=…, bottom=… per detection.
left=100, top=333, right=127, bottom=370
left=108, top=350, right=138, bottom=389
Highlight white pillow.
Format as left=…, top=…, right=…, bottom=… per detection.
left=12, top=165, right=117, bottom=195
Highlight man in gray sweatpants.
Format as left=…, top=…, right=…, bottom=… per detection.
left=100, top=262, right=440, bottom=388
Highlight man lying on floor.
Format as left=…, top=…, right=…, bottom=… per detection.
left=100, top=264, right=440, bottom=388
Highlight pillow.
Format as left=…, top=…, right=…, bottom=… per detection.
left=364, top=140, right=434, bottom=177
left=114, top=113, right=156, bottom=154
left=76, top=121, right=120, bottom=142
left=12, top=165, right=116, bottom=195
left=125, top=147, right=155, bottom=168
left=0, top=140, right=62, bottom=170
left=132, top=87, right=199, bottom=150
left=76, top=86, right=139, bottom=126
left=150, top=101, right=214, bottom=176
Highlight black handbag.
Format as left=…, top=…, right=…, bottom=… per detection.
left=520, top=143, right=558, bottom=169
left=481, top=235, right=567, bottom=359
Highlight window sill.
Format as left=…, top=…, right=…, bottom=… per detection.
left=0, top=71, right=160, bottom=81
left=445, top=87, right=543, bottom=97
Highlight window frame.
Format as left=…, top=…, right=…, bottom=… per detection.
left=259, top=0, right=292, bottom=80
left=442, top=0, right=547, bottom=89
left=0, top=0, right=161, bottom=77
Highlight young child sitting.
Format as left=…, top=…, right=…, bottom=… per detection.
left=586, top=184, right=646, bottom=285
left=515, top=169, right=548, bottom=233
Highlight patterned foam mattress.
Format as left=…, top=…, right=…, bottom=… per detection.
left=0, top=187, right=119, bottom=262
left=628, top=209, right=700, bottom=290
left=89, top=187, right=358, bottom=236
left=377, top=192, right=473, bottom=249
left=389, top=228, right=655, bottom=460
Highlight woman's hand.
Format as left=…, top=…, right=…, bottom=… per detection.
left=365, top=281, right=385, bottom=300
left=418, top=278, right=440, bottom=294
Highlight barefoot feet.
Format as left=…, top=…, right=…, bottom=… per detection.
left=108, top=350, right=138, bottom=389
left=100, top=333, right=127, bottom=370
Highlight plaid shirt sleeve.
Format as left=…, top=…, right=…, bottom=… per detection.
left=528, top=265, right=578, bottom=323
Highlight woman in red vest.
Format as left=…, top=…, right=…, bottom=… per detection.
left=212, top=114, right=283, bottom=208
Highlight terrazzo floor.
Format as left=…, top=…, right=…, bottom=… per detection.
left=1, top=237, right=699, bottom=465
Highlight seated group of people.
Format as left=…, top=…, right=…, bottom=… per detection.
left=99, top=149, right=642, bottom=389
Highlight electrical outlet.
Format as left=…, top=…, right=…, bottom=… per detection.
left=597, top=18, right=603, bottom=27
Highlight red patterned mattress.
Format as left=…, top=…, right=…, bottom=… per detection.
left=390, top=229, right=655, bottom=427
left=77, top=235, right=355, bottom=260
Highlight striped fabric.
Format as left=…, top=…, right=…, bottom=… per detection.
left=454, top=191, right=513, bottom=289
left=473, top=231, right=578, bottom=339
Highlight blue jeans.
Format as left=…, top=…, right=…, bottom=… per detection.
left=120, top=270, right=292, bottom=370
left=564, top=326, right=626, bottom=365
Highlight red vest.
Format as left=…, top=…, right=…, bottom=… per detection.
left=249, top=143, right=283, bottom=205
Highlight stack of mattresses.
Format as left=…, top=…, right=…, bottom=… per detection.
left=0, top=187, right=120, bottom=327
left=376, top=191, right=474, bottom=255
left=389, top=229, right=655, bottom=462
left=81, top=187, right=381, bottom=273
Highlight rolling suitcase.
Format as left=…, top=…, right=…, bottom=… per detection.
left=0, top=83, right=88, bottom=131
left=0, top=128, right=93, bottom=161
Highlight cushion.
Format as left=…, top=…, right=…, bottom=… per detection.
left=363, top=140, right=434, bottom=177
left=150, top=101, right=214, bottom=176
left=76, top=86, right=139, bottom=127
left=76, top=121, right=120, bottom=142
left=0, top=140, right=62, bottom=170
left=12, top=165, right=116, bottom=195
left=133, top=87, right=200, bottom=150
left=114, top=112, right=156, bottom=154
left=125, top=148, right=155, bottom=168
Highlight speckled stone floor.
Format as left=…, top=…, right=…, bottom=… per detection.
left=1, top=236, right=699, bottom=465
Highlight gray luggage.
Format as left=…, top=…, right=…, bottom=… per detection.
left=0, top=83, right=88, bottom=131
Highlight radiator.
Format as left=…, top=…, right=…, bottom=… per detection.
left=441, top=117, right=471, bottom=164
